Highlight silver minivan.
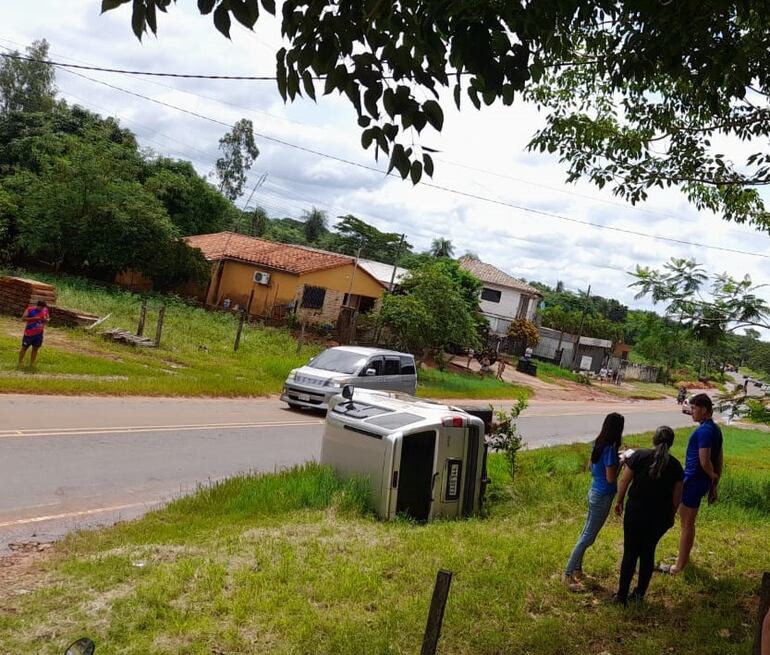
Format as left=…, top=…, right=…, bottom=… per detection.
left=281, top=346, right=417, bottom=410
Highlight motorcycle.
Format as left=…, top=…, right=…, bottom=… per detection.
left=676, top=388, right=687, bottom=405
left=65, top=638, right=95, bottom=655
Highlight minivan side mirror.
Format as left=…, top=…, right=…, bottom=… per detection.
left=365, top=368, right=377, bottom=376
left=342, top=385, right=354, bottom=400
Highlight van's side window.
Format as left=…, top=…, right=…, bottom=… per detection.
left=361, top=357, right=383, bottom=376
left=399, top=357, right=416, bottom=375
left=384, top=358, right=400, bottom=375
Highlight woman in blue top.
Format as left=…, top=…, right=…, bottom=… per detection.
left=564, top=412, right=624, bottom=588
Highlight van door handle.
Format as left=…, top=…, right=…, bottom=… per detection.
left=431, top=472, right=439, bottom=500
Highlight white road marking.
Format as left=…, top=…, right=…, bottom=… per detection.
left=0, top=420, right=323, bottom=439
left=0, top=502, right=153, bottom=528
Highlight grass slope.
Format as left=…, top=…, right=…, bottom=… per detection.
left=0, top=271, right=532, bottom=400
left=417, top=367, right=532, bottom=400
left=1, top=426, right=767, bottom=654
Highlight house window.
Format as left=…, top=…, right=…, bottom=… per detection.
left=481, top=287, right=502, bottom=303
left=301, top=286, right=326, bottom=309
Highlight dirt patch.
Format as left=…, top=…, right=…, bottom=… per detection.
left=0, top=542, right=55, bottom=606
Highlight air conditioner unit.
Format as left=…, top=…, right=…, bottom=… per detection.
left=253, top=271, right=271, bottom=285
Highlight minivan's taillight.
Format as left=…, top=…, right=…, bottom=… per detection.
left=441, top=416, right=466, bottom=427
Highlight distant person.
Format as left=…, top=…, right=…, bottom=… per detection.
left=614, top=426, right=683, bottom=604
left=660, top=393, right=723, bottom=575
left=496, top=357, right=506, bottom=381
left=564, top=412, right=625, bottom=588
left=18, top=300, right=50, bottom=367
left=524, top=346, right=533, bottom=361
left=466, top=347, right=475, bottom=370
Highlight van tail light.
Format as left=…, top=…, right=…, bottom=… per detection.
left=441, top=416, right=466, bottom=428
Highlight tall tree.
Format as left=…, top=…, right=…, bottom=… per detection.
left=302, top=206, right=328, bottom=243
left=325, top=214, right=410, bottom=263
left=214, top=118, right=259, bottom=202
left=110, top=2, right=770, bottom=226
left=430, top=238, right=454, bottom=258
left=0, top=40, right=55, bottom=116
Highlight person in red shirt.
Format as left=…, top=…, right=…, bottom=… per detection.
left=18, top=300, right=50, bottom=367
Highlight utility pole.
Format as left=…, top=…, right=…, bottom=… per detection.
left=570, top=284, right=592, bottom=371
left=387, top=234, right=406, bottom=291
left=344, top=243, right=363, bottom=305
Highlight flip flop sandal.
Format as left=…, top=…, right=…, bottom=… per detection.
left=657, top=563, right=680, bottom=575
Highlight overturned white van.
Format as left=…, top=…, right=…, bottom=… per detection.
left=320, top=386, right=490, bottom=521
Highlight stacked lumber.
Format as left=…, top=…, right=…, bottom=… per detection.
left=49, top=306, right=100, bottom=328
left=0, top=277, right=57, bottom=316
left=102, top=328, right=155, bottom=347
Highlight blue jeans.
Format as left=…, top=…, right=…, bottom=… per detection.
left=565, top=489, right=615, bottom=576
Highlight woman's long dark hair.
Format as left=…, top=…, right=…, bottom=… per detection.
left=591, top=412, right=625, bottom=463
left=649, top=426, right=675, bottom=480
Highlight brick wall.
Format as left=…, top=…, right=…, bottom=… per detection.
left=295, top=285, right=345, bottom=325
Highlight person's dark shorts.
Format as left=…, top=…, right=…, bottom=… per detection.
left=682, top=477, right=710, bottom=509
left=21, top=333, right=43, bottom=348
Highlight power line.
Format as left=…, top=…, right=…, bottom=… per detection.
left=56, top=66, right=770, bottom=260
left=9, top=38, right=766, bottom=243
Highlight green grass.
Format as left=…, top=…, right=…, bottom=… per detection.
left=600, top=381, right=678, bottom=400
left=2, top=427, right=768, bottom=654
left=417, top=367, right=532, bottom=400
left=0, top=270, right=323, bottom=396
left=534, top=360, right=590, bottom=385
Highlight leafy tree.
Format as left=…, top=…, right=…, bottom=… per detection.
left=631, top=258, right=770, bottom=343
left=461, top=251, right=480, bottom=261
left=302, top=206, right=328, bottom=243
left=214, top=118, right=259, bottom=201
left=109, top=1, right=770, bottom=224
left=0, top=39, right=55, bottom=116
left=507, top=318, right=540, bottom=347
left=380, top=261, right=480, bottom=365
left=324, top=214, right=410, bottom=263
left=245, top=205, right=269, bottom=237
left=0, top=186, right=15, bottom=261
left=143, top=157, right=237, bottom=235
left=430, top=238, right=454, bottom=258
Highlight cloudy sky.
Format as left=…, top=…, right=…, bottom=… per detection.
left=3, top=1, right=770, bottom=316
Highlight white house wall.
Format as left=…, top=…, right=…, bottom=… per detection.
left=478, top=284, right=538, bottom=335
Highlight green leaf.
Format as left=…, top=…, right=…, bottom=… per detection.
left=230, top=0, right=258, bottom=28
left=101, top=0, right=131, bottom=13
left=131, top=1, right=146, bottom=40
left=410, top=160, right=423, bottom=185
left=276, top=48, right=288, bottom=101
left=358, top=115, right=371, bottom=128
left=213, top=3, right=232, bottom=38
left=423, top=153, right=434, bottom=177
left=260, top=0, right=276, bottom=14
left=197, top=0, right=216, bottom=14
left=302, top=71, right=316, bottom=101
left=361, top=126, right=377, bottom=149
left=145, top=1, right=158, bottom=34
left=422, top=100, right=444, bottom=131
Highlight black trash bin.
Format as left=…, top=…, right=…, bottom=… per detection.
left=516, top=358, right=538, bottom=376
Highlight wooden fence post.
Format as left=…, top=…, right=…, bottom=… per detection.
left=154, top=306, right=165, bottom=348
left=136, top=299, right=147, bottom=336
left=420, top=570, right=453, bottom=655
left=753, top=571, right=770, bottom=655
left=234, top=309, right=246, bottom=352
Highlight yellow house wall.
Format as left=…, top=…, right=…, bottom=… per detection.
left=205, top=259, right=384, bottom=318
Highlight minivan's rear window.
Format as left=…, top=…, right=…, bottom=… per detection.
left=309, top=349, right=367, bottom=374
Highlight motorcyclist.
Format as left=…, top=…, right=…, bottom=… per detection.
left=677, top=387, right=687, bottom=405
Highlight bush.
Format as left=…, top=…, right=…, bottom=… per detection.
left=487, top=399, right=527, bottom=482
left=507, top=318, right=540, bottom=346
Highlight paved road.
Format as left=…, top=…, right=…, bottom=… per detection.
left=0, top=394, right=696, bottom=550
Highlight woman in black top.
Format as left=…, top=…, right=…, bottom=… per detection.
left=614, top=426, right=684, bottom=604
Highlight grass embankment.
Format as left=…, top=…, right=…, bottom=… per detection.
left=0, top=271, right=533, bottom=400
left=534, top=360, right=589, bottom=385
left=0, top=271, right=321, bottom=396
left=2, top=426, right=768, bottom=654
left=417, top=367, right=532, bottom=400
left=600, top=381, right=679, bottom=400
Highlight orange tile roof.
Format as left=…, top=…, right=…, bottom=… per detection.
left=459, top=257, right=543, bottom=296
left=185, top=232, right=357, bottom=275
